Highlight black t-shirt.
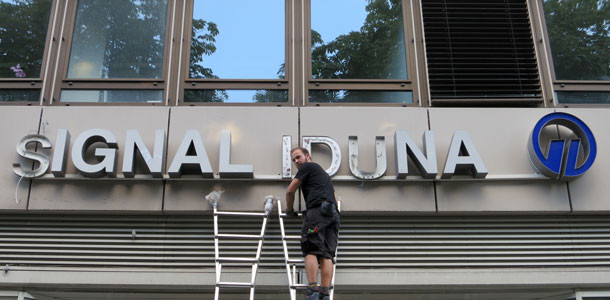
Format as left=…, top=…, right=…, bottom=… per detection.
left=295, top=162, right=336, bottom=209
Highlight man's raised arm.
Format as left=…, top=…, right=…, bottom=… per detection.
left=285, top=178, right=301, bottom=215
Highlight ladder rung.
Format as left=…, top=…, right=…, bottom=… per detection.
left=216, top=233, right=263, bottom=239
left=290, top=284, right=334, bottom=290
left=290, top=284, right=309, bottom=289
left=284, top=235, right=301, bottom=240
left=280, top=213, right=303, bottom=217
left=287, top=258, right=304, bottom=264
left=217, top=257, right=259, bottom=263
left=217, top=281, right=254, bottom=288
left=215, top=211, right=267, bottom=217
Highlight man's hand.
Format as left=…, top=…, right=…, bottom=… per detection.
left=285, top=210, right=298, bottom=217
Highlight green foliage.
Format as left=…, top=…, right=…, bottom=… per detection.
left=268, top=0, right=410, bottom=103
left=183, top=89, right=228, bottom=103
left=544, top=0, right=610, bottom=80
left=0, top=0, right=52, bottom=78
left=190, top=19, right=220, bottom=79
left=252, top=90, right=288, bottom=103
left=188, top=1, right=408, bottom=102
left=68, top=0, right=168, bottom=79
left=308, top=90, right=412, bottom=103
left=311, top=0, right=407, bottom=80
left=187, top=14, right=226, bottom=101
left=0, top=89, right=40, bottom=101
left=557, top=91, right=610, bottom=103
left=307, top=0, right=409, bottom=103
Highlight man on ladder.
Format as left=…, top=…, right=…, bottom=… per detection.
left=285, top=147, right=341, bottom=300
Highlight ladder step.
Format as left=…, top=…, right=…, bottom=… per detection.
left=281, top=213, right=302, bottom=217
left=215, top=211, right=267, bottom=217
left=290, top=284, right=309, bottom=289
left=290, top=284, right=334, bottom=290
left=217, top=257, right=259, bottom=263
left=284, top=235, right=301, bottom=240
left=217, top=281, right=254, bottom=288
left=216, top=233, right=263, bottom=239
left=287, top=258, right=304, bottom=264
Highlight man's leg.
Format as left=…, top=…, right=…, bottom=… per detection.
left=320, top=212, right=340, bottom=299
left=304, top=254, right=320, bottom=299
left=319, top=257, right=333, bottom=287
left=305, top=254, right=319, bottom=284
left=319, top=258, right=333, bottom=299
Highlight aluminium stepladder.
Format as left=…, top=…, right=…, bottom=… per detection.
left=276, top=199, right=341, bottom=300
left=210, top=195, right=274, bottom=300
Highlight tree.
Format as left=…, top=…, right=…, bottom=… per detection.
left=188, top=17, right=227, bottom=102
left=309, top=0, right=409, bottom=103
left=544, top=0, right=610, bottom=80
left=256, top=0, right=409, bottom=103
left=252, top=64, right=287, bottom=103
left=188, top=17, right=232, bottom=102
left=253, top=90, right=288, bottom=103
left=190, top=19, right=220, bottom=79
left=183, top=89, right=228, bottom=103
left=311, top=0, right=407, bottom=80
left=0, top=0, right=52, bottom=78
left=67, top=0, right=168, bottom=79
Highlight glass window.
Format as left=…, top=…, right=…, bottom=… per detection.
left=189, top=0, right=285, bottom=79
left=67, top=0, right=169, bottom=79
left=184, top=89, right=288, bottom=103
left=0, top=89, right=40, bottom=102
left=544, top=0, right=610, bottom=81
left=60, top=90, right=163, bottom=103
left=309, top=90, right=412, bottom=103
left=311, top=0, right=407, bottom=80
left=557, top=91, right=610, bottom=104
left=0, top=0, right=53, bottom=78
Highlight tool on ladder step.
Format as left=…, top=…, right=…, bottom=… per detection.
left=209, top=190, right=275, bottom=300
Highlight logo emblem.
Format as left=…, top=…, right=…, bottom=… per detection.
left=528, top=112, right=596, bottom=179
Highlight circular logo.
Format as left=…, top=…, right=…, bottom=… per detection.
left=528, top=112, right=596, bottom=180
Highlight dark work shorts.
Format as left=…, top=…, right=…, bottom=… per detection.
left=300, top=205, right=340, bottom=261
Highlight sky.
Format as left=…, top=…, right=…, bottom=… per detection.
left=311, top=0, right=367, bottom=45
left=193, top=0, right=285, bottom=79
left=192, top=0, right=368, bottom=79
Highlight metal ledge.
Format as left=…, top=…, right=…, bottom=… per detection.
left=27, top=173, right=551, bottom=182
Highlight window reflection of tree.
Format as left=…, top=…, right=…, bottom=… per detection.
left=68, top=0, right=167, bottom=79
left=189, top=18, right=229, bottom=102
left=252, top=64, right=286, bottom=103
left=257, top=0, right=409, bottom=104
left=189, top=0, right=408, bottom=103
left=544, top=0, right=610, bottom=81
left=0, top=0, right=52, bottom=78
left=0, top=90, right=40, bottom=102
left=190, top=18, right=285, bottom=103
left=310, top=0, right=408, bottom=103
left=190, top=19, right=219, bottom=79
left=253, top=90, right=288, bottom=103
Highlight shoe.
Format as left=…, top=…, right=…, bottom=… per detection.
left=305, top=292, right=320, bottom=300
left=305, top=287, right=320, bottom=300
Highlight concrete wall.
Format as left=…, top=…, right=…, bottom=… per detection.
left=430, top=108, right=570, bottom=213
left=1, top=107, right=607, bottom=214
left=0, top=107, right=41, bottom=210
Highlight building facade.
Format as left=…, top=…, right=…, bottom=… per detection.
left=1, top=0, right=610, bottom=299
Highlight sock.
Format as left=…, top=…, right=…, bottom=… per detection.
left=320, top=286, right=330, bottom=295
left=306, top=282, right=318, bottom=296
